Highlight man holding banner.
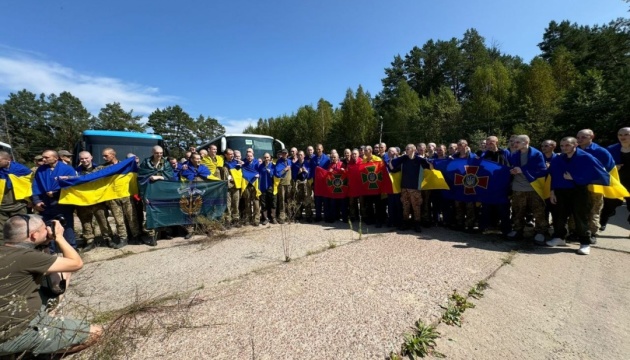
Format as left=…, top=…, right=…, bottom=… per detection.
left=32, top=150, right=77, bottom=250
left=508, top=135, right=548, bottom=244
left=389, top=144, right=432, bottom=232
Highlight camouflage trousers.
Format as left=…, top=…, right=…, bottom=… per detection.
left=512, top=190, right=548, bottom=234
left=241, top=185, right=260, bottom=225
left=569, top=191, right=604, bottom=235
left=76, top=203, right=112, bottom=241
left=276, top=184, right=291, bottom=221
left=294, top=180, right=313, bottom=219
left=401, top=188, right=422, bottom=222
left=226, top=187, right=241, bottom=222
left=107, top=197, right=140, bottom=239
left=454, top=201, right=476, bottom=228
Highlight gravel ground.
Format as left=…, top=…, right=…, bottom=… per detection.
left=65, top=222, right=514, bottom=359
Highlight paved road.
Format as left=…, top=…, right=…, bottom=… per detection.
left=433, top=210, right=630, bottom=359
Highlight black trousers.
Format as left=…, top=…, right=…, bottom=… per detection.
left=553, top=186, right=592, bottom=245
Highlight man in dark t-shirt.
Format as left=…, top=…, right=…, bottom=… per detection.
left=0, top=215, right=102, bottom=355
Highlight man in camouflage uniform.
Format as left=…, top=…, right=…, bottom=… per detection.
left=275, top=149, right=292, bottom=223
left=98, top=148, right=140, bottom=249
left=74, top=151, right=113, bottom=250
left=223, top=148, right=243, bottom=228
left=138, top=146, right=174, bottom=245
left=291, top=150, right=312, bottom=222
left=241, top=151, right=261, bottom=226
left=0, top=151, right=30, bottom=243
left=508, top=135, right=549, bottom=244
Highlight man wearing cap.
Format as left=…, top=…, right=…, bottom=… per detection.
left=31, top=155, right=44, bottom=173
left=0, top=151, right=32, bottom=243
left=275, top=148, right=292, bottom=223
left=58, top=150, right=73, bottom=166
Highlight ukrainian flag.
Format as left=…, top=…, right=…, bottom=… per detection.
left=0, top=162, right=33, bottom=204
left=590, top=167, right=630, bottom=199
left=201, top=155, right=224, bottom=181
left=58, top=157, right=138, bottom=206
left=421, top=169, right=450, bottom=190
left=241, top=165, right=262, bottom=198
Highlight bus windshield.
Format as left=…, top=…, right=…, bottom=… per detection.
left=227, top=136, right=274, bottom=160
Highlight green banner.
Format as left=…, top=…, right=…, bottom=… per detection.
left=145, top=180, right=227, bottom=229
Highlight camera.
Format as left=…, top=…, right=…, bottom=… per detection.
left=45, top=214, right=67, bottom=238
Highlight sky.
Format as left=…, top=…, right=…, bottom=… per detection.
left=0, top=0, right=627, bottom=134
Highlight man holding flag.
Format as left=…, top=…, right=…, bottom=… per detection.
left=32, top=150, right=77, bottom=250
left=508, top=135, right=548, bottom=244
left=389, top=144, right=432, bottom=232
left=546, top=137, right=610, bottom=255
left=0, top=151, right=31, bottom=243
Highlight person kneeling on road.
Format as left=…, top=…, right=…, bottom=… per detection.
left=0, top=215, right=102, bottom=356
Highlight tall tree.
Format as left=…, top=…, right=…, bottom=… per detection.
left=147, top=105, right=195, bottom=156
left=96, top=102, right=146, bottom=132
left=0, top=90, right=49, bottom=161
left=192, top=115, right=225, bottom=144
left=47, top=91, right=91, bottom=152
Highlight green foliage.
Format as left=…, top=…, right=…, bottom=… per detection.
left=97, top=102, right=146, bottom=132
left=147, top=105, right=195, bottom=157
left=400, top=320, right=441, bottom=359
left=440, top=290, right=475, bottom=327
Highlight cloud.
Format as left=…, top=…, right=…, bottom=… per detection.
left=215, top=116, right=258, bottom=134
left=0, top=47, right=175, bottom=115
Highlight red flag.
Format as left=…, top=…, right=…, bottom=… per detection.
left=347, top=160, right=393, bottom=197
left=314, top=167, right=349, bottom=199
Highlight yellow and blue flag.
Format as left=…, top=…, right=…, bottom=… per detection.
left=0, top=162, right=33, bottom=204
left=58, top=157, right=138, bottom=206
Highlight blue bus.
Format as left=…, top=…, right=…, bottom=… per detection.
left=73, top=130, right=165, bottom=165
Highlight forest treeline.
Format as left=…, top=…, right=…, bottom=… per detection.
left=244, top=18, right=630, bottom=151
left=0, top=93, right=225, bottom=161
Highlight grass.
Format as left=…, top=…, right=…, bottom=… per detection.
left=79, top=286, right=213, bottom=359
left=440, top=290, right=475, bottom=327
left=398, top=320, right=442, bottom=359
left=501, top=250, right=518, bottom=265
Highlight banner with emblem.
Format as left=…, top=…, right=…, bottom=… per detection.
left=347, top=161, right=393, bottom=197
left=314, top=167, right=349, bottom=199
left=433, top=158, right=511, bottom=204
left=144, top=180, right=228, bottom=229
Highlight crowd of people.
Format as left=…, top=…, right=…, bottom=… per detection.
left=0, top=128, right=627, bottom=256
left=1, top=126, right=628, bottom=356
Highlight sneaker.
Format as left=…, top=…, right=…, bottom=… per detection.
left=506, top=230, right=522, bottom=240
left=599, top=225, right=606, bottom=231
left=577, top=245, right=590, bottom=255
left=261, top=219, right=269, bottom=226
left=589, top=236, right=597, bottom=245
left=534, top=233, right=546, bottom=245
left=546, top=237, right=566, bottom=247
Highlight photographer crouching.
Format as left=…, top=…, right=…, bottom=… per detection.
left=0, top=215, right=102, bottom=356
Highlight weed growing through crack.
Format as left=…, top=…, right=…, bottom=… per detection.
left=440, top=290, right=475, bottom=327
left=398, top=320, right=442, bottom=359
left=468, top=280, right=489, bottom=299
left=501, top=250, right=518, bottom=265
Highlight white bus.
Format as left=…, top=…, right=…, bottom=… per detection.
left=197, top=134, right=286, bottom=160
left=0, top=141, right=13, bottom=158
